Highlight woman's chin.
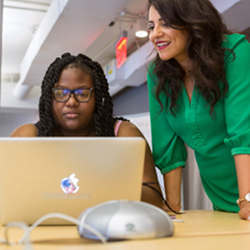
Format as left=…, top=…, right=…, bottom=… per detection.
left=62, top=122, right=83, bottom=132
left=158, top=53, right=171, bottom=61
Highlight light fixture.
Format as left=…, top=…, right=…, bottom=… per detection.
left=134, top=18, right=148, bottom=38
left=135, top=30, right=148, bottom=38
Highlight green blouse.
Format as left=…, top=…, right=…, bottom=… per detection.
left=147, top=33, right=250, bottom=212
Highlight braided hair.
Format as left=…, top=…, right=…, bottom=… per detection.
left=36, top=53, right=122, bottom=136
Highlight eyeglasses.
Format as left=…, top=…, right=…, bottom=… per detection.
left=52, top=87, right=94, bottom=103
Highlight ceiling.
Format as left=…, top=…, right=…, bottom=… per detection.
left=1, top=0, right=148, bottom=81
left=2, top=0, right=52, bottom=77
left=1, top=0, right=250, bottom=107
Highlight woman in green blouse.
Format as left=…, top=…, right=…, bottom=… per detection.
left=147, top=0, right=250, bottom=220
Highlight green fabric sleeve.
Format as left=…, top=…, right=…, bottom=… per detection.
left=147, top=67, right=187, bottom=174
left=223, top=35, right=250, bottom=155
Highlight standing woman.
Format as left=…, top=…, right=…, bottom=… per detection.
left=147, top=0, right=250, bottom=219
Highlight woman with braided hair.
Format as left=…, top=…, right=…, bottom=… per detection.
left=11, top=52, right=172, bottom=212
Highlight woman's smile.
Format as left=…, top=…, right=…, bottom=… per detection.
left=155, top=40, right=172, bottom=51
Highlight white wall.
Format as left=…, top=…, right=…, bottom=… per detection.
left=0, top=109, right=38, bottom=136
left=0, top=1, right=38, bottom=137
left=1, top=82, right=40, bottom=109
left=0, top=0, right=2, bottom=105
left=123, top=112, right=165, bottom=193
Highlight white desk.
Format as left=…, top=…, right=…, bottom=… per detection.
left=0, top=210, right=249, bottom=250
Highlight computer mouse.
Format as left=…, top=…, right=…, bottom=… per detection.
left=78, top=200, right=174, bottom=241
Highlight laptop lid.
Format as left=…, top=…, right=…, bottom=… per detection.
left=0, top=137, right=145, bottom=225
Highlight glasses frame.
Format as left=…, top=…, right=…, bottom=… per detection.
left=52, top=87, right=94, bottom=103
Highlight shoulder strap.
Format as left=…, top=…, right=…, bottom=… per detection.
left=114, top=120, right=122, bottom=136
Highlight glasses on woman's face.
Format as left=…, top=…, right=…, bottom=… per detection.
left=52, top=87, right=94, bottom=103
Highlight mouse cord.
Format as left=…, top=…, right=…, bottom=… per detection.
left=2, top=213, right=107, bottom=246
left=142, top=182, right=183, bottom=214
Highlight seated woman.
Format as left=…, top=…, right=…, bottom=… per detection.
left=11, top=53, right=172, bottom=212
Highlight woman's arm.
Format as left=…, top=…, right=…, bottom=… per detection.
left=147, top=65, right=187, bottom=212
left=222, top=35, right=250, bottom=219
left=117, top=121, right=169, bottom=212
left=10, top=124, right=38, bottom=137
left=164, top=167, right=182, bottom=211
left=234, top=154, right=250, bottom=220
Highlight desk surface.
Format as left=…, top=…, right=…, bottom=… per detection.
left=174, top=210, right=250, bottom=237
left=0, top=210, right=249, bottom=250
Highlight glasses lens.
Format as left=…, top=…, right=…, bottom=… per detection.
left=74, top=88, right=91, bottom=102
left=52, top=88, right=92, bottom=102
left=53, top=88, right=70, bottom=102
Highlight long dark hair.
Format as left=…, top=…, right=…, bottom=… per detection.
left=148, top=0, right=232, bottom=113
left=36, top=53, right=119, bottom=136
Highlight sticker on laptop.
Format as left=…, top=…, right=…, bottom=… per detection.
left=61, top=173, right=79, bottom=194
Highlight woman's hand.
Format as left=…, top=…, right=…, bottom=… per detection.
left=141, top=183, right=170, bottom=212
left=239, top=201, right=250, bottom=220
left=234, top=155, right=250, bottom=220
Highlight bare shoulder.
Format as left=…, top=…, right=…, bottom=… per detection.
left=117, top=121, right=144, bottom=138
left=10, top=123, right=38, bottom=137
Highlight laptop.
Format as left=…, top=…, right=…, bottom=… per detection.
left=0, top=137, right=145, bottom=225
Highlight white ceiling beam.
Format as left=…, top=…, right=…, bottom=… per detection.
left=210, top=0, right=240, bottom=13
left=14, top=0, right=129, bottom=99
left=6, top=0, right=50, bottom=7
